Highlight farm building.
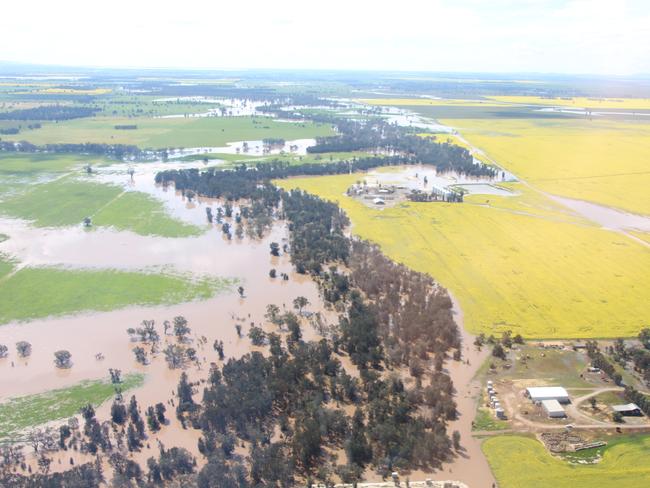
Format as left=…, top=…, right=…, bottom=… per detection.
left=542, top=399, right=567, bottom=418
left=372, top=197, right=385, bottom=205
left=612, top=403, right=642, bottom=416
left=495, top=407, right=506, bottom=419
left=526, top=386, right=570, bottom=404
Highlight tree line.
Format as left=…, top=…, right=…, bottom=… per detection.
left=0, top=105, right=98, bottom=121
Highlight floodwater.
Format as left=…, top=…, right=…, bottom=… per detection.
left=165, top=137, right=316, bottom=157
left=364, top=164, right=515, bottom=197
left=537, top=107, right=650, bottom=118
left=152, top=97, right=270, bottom=118
left=0, top=157, right=497, bottom=485
left=432, top=295, right=495, bottom=488
left=375, top=106, right=453, bottom=133
left=550, top=194, right=650, bottom=233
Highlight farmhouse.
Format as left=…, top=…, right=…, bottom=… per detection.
left=526, top=386, right=570, bottom=404
left=542, top=399, right=567, bottom=418
left=612, top=403, right=643, bottom=416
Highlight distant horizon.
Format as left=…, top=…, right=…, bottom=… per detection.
left=1, top=60, right=650, bottom=80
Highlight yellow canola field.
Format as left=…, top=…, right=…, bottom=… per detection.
left=357, top=98, right=506, bottom=107
left=482, top=435, right=650, bottom=488
left=280, top=174, right=650, bottom=339
left=487, top=95, right=650, bottom=110
left=445, top=118, right=650, bottom=216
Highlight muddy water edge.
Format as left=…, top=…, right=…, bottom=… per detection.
left=0, top=162, right=496, bottom=485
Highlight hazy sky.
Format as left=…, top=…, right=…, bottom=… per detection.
left=1, top=0, right=649, bottom=74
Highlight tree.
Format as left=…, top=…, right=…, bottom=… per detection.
left=270, top=242, right=280, bottom=256
left=248, top=326, right=266, bottom=346
left=133, top=346, right=147, bottom=364
left=54, top=350, right=72, bottom=368
left=146, top=406, right=161, bottom=432
left=639, top=328, right=650, bottom=350
left=0, top=344, right=7, bottom=358
left=265, top=304, right=281, bottom=325
left=109, top=368, right=122, bottom=385
left=136, top=319, right=159, bottom=343
left=186, top=347, right=198, bottom=362
left=164, top=344, right=185, bottom=369
left=16, top=341, right=32, bottom=358
left=155, top=403, right=167, bottom=425
left=492, top=343, right=506, bottom=360
left=452, top=430, right=461, bottom=451
left=501, top=331, right=513, bottom=349
left=238, top=286, right=245, bottom=298
left=590, top=397, right=597, bottom=410
left=111, top=401, right=127, bottom=425
left=213, top=340, right=225, bottom=360
left=269, top=268, right=277, bottom=278
left=127, top=423, right=141, bottom=451
left=176, top=372, right=195, bottom=414
left=173, top=316, right=191, bottom=342
left=293, top=296, right=310, bottom=315
left=346, top=409, right=371, bottom=467
left=612, top=411, right=624, bottom=423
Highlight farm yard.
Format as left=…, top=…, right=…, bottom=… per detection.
left=280, top=172, right=650, bottom=339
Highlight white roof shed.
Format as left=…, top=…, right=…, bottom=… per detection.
left=612, top=403, right=642, bottom=415
left=526, top=386, right=569, bottom=403
left=542, top=399, right=566, bottom=418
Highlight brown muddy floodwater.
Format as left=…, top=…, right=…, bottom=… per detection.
left=0, top=161, right=496, bottom=486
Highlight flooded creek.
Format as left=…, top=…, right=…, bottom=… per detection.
left=0, top=157, right=496, bottom=485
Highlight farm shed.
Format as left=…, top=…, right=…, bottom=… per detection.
left=526, top=386, right=569, bottom=404
left=612, top=403, right=642, bottom=416
left=542, top=399, right=566, bottom=418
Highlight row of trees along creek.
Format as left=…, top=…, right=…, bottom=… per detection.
left=152, top=163, right=461, bottom=485
left=1, top=156, right=463, bottom=486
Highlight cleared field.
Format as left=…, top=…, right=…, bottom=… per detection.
left=0, top=177, right=201, bottom=237
left=446, top=118, right=650, bottom=216
left=495, top=345, right=593, bottom=388
left=487, top=96, right=650, bottom=110
left=0, top=255, right=13, bottom=279
left=0, top=153, right=95, bottom=176
left=281, top=174, right=650, bottom=338
left=3, top=116, right=335, bottom=149
left=0, top=266, right=234, bottom=324
left=483, top=435, right=650, bottom=488
left=473, top=408, right=510, bottom=432
left=92, top=190, right=202, bottom=237
left=0, top=373, right=143, bottom=440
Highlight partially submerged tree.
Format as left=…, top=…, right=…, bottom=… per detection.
left=16, top=341, right=32, bottom=358
left=164, top=344, right=185, bottom=369
left=54, top=350, right=72, bottom=369
left=173, top=316, right=191, bottom=342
